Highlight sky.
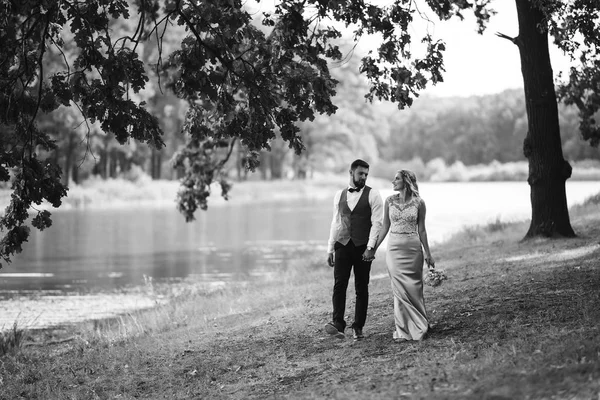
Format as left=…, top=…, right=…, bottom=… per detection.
left=245, top=1, right=573, bottom=98
left=414, top=2, right=571, bottom=97
left=356, top=1, right=573, bottom=98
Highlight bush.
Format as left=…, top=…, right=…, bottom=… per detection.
left=429, top=160, right=469, bottom=181
left=371, top=158, right=600, bottom=182
left=118, top=164, right=152, bottom=184
left=372, top=157, right=429, bottom=181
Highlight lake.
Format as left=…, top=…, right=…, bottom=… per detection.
left=0, top=181, right=598, bottom=329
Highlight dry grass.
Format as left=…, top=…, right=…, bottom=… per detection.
left=0, top=322, right=24, bottom=357
left=1, top=204, right=600, bottom=399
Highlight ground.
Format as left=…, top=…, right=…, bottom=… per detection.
left=0, top=205, right=599, bottom=399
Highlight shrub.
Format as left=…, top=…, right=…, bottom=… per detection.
left=372, top=157, right=428, bottom=180
left=119, top=164, right=152, bottom=184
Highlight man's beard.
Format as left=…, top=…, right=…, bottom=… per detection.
left=353, top=178, right=366, bottom=189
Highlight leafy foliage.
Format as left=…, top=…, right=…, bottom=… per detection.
left=0, top=0, right=163, bottom=266
left=549, top=1, right=600, bottom=147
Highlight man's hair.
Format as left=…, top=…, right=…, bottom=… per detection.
left=350, top=159, right=369, bottom=171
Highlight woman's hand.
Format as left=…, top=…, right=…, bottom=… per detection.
left=362, top=247, right=376, bottom=262
left=425, top=255, right=435, bottom=269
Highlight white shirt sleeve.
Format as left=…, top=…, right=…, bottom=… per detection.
left=368, top=189, right=384, bottom=248
left=327, top=190, right=342, bottom=253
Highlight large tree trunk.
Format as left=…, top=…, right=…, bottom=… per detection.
left=515, top=0, right=575, bottom=238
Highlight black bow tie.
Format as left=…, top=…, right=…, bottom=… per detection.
left=349, top=187, right=362, bottom=193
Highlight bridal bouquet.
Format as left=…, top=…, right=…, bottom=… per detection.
left=425, top=268, right=448, bottom=287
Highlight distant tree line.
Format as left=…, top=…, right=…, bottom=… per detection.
left=32, top=83, right=599, bottom=186
left=381, top=88, right=599, bottom=167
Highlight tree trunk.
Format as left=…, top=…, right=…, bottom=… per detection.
left=63, top=151, right=72, bottom=186
left=108, top=149, right=117, bottom=178
left=71, top=164, right=79, bottom=184
left=62, top=134, right=77, bottom=186
left=259, top=151, right=269, bottom=180
left=270, top=151, right=285, bottom=179
left=236, top=142, right=243, bottom=180
left=101, top=150, right=108, bottom=179
left=151, top=148, right=162, bottom=179
left=515, top=0, right=575, bottom=238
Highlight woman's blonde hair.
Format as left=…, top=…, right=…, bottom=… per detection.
left=398, top=169, right=420, bottom=198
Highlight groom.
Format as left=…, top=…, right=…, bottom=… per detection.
left=325, top=159, right=383, bottom=340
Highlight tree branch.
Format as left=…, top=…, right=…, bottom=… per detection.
left=26, top=13, right=52, bottom=158
left=113, top=0, right=145, bottom=52
left=174, top=2, right=276, bottom=124
left=496, top=32, right=518, bottom=45
left=208, top=137, right=238, bottom=172
left=70, top=99, right=97, bottom=169
left=49, top=36, right=70, bottom=76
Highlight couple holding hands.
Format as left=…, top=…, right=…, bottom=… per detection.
left=325, top=159, right=435, bottom=342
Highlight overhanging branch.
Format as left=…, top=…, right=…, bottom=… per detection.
left=218, top=137, right=237, bottom=168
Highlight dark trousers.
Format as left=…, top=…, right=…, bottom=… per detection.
left=332, top=240, right=372, bottom=332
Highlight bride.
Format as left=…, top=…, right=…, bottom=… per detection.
left=374, top=170, right=435, bottom=341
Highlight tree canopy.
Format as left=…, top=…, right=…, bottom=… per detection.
left=1, top=0, right=599, bottom=267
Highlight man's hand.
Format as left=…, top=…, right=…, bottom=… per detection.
left=362, top=247, right=375, bottom=262
left=327, top=253, right=335, bottom=267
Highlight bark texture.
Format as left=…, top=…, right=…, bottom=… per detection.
left=515, top=0, right=575, bottom=238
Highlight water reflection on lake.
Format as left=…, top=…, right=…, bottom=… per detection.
left=1, top=201, right=332, bottom=298
left=1, top=181, right=598, bottom=299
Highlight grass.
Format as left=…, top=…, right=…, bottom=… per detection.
left=0, top=322, right=24, bottom=357
left=1, top=204, right=600, bottom=399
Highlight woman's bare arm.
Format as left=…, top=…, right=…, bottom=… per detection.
left=417, top=198, right=434, bottom=266
left=375, top=197, right=391, bottom=251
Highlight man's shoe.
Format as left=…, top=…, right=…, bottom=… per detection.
left=353, top=327, right=364, bottom=340
left=324, top=322, right=345, bottom=339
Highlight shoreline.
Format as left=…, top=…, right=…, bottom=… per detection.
left=1, top=173, right=599, bottom=213
left=0, top=275, right=242, bottom=333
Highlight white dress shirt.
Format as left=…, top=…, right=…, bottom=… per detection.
left=327, top=186, right=384, bottom=253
